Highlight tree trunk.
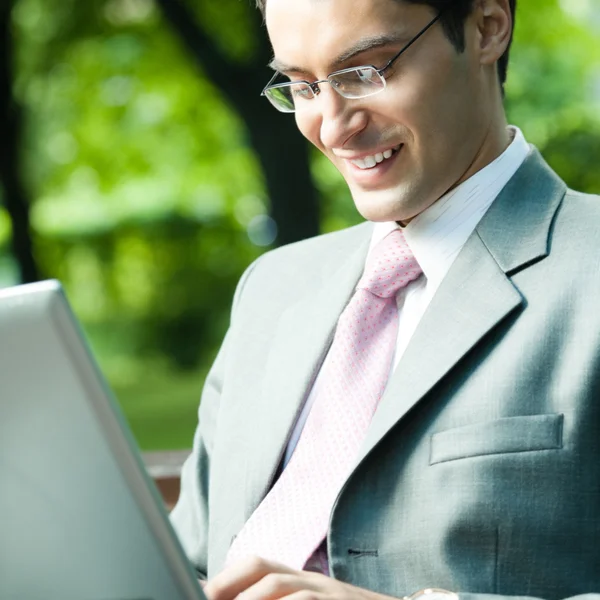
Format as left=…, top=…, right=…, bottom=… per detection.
left=0, top=1, right=39, bottom=283
left=242, top=103, right=319, bottom=246
left=155, top=0, right=320, bottom=246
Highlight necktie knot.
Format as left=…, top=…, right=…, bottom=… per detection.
left=357, top=229, right=422, bottom=298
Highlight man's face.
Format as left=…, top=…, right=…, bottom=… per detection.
left=265, top=0, right=499, bottom=223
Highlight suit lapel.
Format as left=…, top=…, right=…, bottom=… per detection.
left=241, top=223, right=373, bottom=514
left=357, top=149, right=567, bottom=465
left=357, top=231, right=522, bottom=464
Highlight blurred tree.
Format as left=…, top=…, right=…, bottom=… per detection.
left=155, top=0, right=319, bottom=246
left=0, top=0, right=38, bottom=282
left=4, top=0, right=600, bottom=449
left=505, top=0, right=600, bottom=195
left=541, top=122, right=600, bottom=194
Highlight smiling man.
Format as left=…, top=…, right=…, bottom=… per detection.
left=171, top=1, right=600, bottom=600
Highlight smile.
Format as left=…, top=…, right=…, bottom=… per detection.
left=348, top=145, right=401, bottom=170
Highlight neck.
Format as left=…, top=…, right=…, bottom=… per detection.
left=397, top=116, right=511, bottom=228
left=452, top=115, right=511, bottom=193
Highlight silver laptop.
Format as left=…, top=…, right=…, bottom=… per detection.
left=0, top=280, right=205, bottom=600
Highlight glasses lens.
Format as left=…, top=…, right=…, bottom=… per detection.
left=329, top=67, right=385, bottom=99
left=264, top=82, right=314, bottom=113
left=264, top=86, right=295, bottom=112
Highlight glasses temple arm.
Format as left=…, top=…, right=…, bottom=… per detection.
left=378, top=12, right=443, bottom=75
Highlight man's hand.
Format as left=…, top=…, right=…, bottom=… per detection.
left=203, top=556, right=397, bottom=600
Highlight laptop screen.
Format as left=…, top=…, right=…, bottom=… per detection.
left=0, top=280, right=204, bottom=600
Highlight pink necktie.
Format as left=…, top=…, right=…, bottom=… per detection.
left=226, top=229, right=422, bottom=570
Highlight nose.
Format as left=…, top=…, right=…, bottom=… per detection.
left=317, top=86, right=368, bottom=149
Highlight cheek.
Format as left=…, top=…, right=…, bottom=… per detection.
left=383, top=62, right=474, bottom=145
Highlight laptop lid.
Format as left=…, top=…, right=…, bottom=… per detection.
left=0, top=280, right=204, bottom=600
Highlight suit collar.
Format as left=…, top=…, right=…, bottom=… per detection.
left=476, top=147, right=567, bottom=275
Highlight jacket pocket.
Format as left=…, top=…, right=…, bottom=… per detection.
left=429, top=413, right=564, bottom=465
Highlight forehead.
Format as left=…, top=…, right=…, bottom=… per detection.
left=265, top=0, right=431, bottom=71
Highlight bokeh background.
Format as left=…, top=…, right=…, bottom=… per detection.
left=1, top=0, right=599, bottom=451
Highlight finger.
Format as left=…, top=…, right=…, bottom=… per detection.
left=237, top=572, right=319, bottom=600
left=273, top=589, right=328, bottom=600
left=204, top=556, right=296, bottom=600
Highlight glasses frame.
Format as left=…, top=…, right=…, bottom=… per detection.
left=261, top=11, right=443, bottom=112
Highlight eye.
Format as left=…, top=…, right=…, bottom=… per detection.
left=291, top=84, right=313, bottom=99
left=357, top=68, right=377, bottom=83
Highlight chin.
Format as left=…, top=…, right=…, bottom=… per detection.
left=350, top=186, right=413, bottom=223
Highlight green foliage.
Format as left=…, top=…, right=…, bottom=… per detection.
left=505, top=0, right=600, bottom=193
left=4, top=0, right=600, bottom=449
left=190, top=0, right=262, bottom=63
left=7, top=0, right=268, bottom=448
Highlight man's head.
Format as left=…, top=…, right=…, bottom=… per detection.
left=261, top=0, right=516, bottom=223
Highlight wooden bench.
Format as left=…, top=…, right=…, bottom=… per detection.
left=142, top=449, right=191, bottom=511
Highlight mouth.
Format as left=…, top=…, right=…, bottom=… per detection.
left=347, top=145, right=402, bottom=170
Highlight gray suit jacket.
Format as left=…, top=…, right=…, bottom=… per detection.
left=171, top=150, right=600, bottom=600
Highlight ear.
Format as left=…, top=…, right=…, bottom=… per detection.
left=475, top=0, right=513, bottom=67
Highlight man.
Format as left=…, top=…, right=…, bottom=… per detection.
left=171, top=1, right=600, bottom=600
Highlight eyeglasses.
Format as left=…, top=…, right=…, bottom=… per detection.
left=261, top=12, right=442, bottom=113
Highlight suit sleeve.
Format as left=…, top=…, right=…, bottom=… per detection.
left=169, top=257, right=261, bottom=579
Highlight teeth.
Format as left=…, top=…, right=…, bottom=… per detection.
left=364, top=156, right=376, bottom=168
left=349, top=145, right=399, bottom=170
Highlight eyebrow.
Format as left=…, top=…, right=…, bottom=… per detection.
left=269, top=32, right=408, bottom=74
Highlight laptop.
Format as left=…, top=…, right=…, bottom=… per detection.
left=0, top=280, right=206, bottom=600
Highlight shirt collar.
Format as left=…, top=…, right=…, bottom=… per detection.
left=369, top=126, right=531, bottom=288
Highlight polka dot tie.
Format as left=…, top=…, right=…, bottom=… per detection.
left=226, top=229, right=422, bottom=571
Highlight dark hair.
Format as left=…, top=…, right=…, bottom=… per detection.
left=403, top=0, right=517, bottom=90
left=256, top=0, right=517, bottom=91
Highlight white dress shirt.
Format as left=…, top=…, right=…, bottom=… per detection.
left=283, top=126, right=531, bottom=467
